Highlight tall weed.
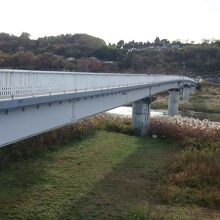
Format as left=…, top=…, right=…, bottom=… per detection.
left=158, top=139, right=220, bottom=210
left=150, top=116, right=220, bottom=141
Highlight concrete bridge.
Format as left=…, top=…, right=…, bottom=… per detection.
left=0, top=69, right=197, bottom=147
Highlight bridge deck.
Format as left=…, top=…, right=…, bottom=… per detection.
left=0, top=69, right=197, bottom=147
left=0, top=69, right=193, bottom=100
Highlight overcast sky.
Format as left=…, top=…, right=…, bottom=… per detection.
left=1, top=0, right=220, bottom=43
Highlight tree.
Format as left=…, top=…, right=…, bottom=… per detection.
left=160, top=39, right=170, bottom=46
left=36, top=53, right=56, bottom=70
left=117, top=40, right=124, bottom=49
left=154, top=37, right=161, bottom=46
left=9, top=51, right=35, bottom=69
left=20, top=32, right=31, bottom=40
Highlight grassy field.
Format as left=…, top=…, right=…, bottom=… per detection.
left=152, top=82, right=220, bottom=121
left=0, top=131, right=220, bottom=219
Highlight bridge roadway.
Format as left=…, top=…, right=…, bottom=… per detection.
left=0, top=69, right=197, bottom=147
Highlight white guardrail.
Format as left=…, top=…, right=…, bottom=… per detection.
left=0, top=69, right=193, bottom=99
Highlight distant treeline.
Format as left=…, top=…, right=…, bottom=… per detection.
left=0, top=32, right=220, bottom=75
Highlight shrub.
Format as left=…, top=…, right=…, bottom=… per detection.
left=150, top=116, right=220, bottom=141
left=96, top=114, right=134, bottom=135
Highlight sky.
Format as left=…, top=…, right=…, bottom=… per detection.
left=0, top=0, right=220, bottom=44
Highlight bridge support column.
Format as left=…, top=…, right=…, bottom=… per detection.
left=182, top=85, right=190, bottom=102
left=132, top=97, right=151, bottom=136
left=190, top=85, right=196, bottom=95
left=168, top=89, right=180, bottom=116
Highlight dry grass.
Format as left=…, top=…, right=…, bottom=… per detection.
left=150, top=116, right=220, bottom=210
left=150, top=116, right=220, bottom=141
left=1, top=113, right=220, bottom=218
left=199, top=81, right=220, bottom=96
left=152, top=82, right=220, bottom=115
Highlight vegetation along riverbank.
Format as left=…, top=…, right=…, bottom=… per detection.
left=152, top=81, right=220, bottom=122
left=0, top=114, right=220, bottom=219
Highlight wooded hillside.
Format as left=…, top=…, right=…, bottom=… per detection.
left=0, top=32, right=219, bottom=75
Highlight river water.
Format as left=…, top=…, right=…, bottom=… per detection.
left=107, top=106, right=167, bottom=117
left=107, top=106, right=220, bottom=122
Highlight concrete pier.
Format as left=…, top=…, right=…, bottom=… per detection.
left=168, top=89, right=180, bottom=116
left=190, top=85, right=196, bottom=95
left=132, top=98, right=151, bottom=136
left=182, top=84, right=190, bottom=102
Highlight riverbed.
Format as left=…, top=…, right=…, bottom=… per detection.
left=107, top=106, right=167, bottom=117
left=107, top=106, right=220, bottom=122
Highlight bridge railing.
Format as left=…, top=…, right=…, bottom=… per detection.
left=0, top=69, right=191, bottom=99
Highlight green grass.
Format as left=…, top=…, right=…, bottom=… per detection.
left=0, top=131, right=172, bottom=219
left=1, top=131, right=220, bottom=219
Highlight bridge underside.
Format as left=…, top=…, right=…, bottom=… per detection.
left=0, top=81, right=191, bottom=147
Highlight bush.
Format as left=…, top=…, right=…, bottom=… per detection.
left=150, top=116, right=220, bottom=141
left=96, top=114, right=134, bottom=135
